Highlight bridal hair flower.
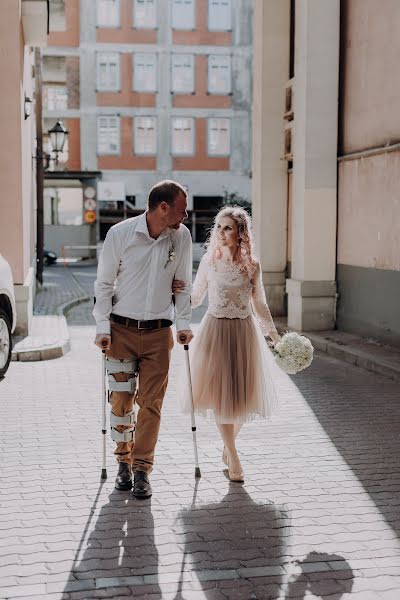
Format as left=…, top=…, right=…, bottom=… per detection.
left=164, top=237, right=176, bottom=268
left=269, top=331, right=314, bottom=374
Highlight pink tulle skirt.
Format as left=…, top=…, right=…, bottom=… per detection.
left=182, top=314, right=278, bottom=423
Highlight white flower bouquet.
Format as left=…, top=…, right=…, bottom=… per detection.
left=270, top=331, right=314, bottom=374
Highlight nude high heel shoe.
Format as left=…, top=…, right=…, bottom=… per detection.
left=223, top=447, right=244, bottom=482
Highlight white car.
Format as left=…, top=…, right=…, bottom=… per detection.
left=0, top=255, right=16, bottom=380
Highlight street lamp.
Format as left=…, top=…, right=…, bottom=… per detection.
left=24, top=95, right=32, bottom=120
left=47, top=120, right=68, bottom=165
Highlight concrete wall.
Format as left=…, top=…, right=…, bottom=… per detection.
left=45, top=224, right=92, bottom=257
left=337, top=0, right=400, bottom=345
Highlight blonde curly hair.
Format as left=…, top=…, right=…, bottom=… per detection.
left=204, top=206, right=258, bottom=276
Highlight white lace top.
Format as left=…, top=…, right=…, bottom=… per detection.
left=191, top=255, right=278, bottom=337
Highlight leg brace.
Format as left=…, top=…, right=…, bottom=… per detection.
left=106, top=357, right=139, bottom=443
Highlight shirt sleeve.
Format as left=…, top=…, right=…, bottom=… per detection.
left=173, top=227, right=192, bottom=332
left=250, top=261, right=278, bottom=338
left=93, top=228, right=121, bottom=335
left=191, top=254, right=208, bottom=309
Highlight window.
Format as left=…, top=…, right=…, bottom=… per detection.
left=44, top=85, right=68, bottom=110
left=97, top=0, right=120, bottom=27
left=208, top=54, right=231, bottom=94
left=172, top=0, right=195, bottom=30
left=133, top=53, right=157, bottom=92
left=171, top=54, right=194, bottom=93
left=134, top=117, right=157, bottom=155
left=97, top=116, right=120, bottom=154
left=49, top=0, right=66, bottom=32
left=208, top=0, right=231, bottom=31
left=133, top=0, right=157, bottom=28
left=97, top=53, right=120, bottom=91
left=208, top=118, right=230, bottom=156
left=172, top=118, right=194, bottom=155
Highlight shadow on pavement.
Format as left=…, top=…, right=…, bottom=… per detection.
left=61, top=487, right=160, bottom=598
left=174, top=480, right=290, bottom=598
left=293, top=361, right=400, bottom=541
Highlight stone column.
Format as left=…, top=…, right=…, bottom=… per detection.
left=251, top=0, right=290, bottom=316
left=287, top=0, right=340, bottom=330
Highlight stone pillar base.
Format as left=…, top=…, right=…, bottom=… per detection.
left=263, top=271, right=286, bottom=317
left=286, top=278, right=337, bottom=331
left=14, top=266, right=36, bottom=336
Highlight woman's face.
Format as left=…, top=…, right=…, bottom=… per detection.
left=216, top=216, right=239, bottom=249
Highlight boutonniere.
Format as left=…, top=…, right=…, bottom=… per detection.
left=164, top=237, right=176, bottom=268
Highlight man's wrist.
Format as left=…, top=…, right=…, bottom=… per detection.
left=96, top=320, right=111, bottom=335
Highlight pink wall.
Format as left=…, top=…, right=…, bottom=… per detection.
left=341, top=0, right=400, bottom=153
left=338, top=0, right=400, bottom=273
left=0, top=1, right=36, bottom=285
left=338, top=153, right=400, bottom=271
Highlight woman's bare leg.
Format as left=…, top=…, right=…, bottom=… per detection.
left=217, top=423, right=243, bottom=477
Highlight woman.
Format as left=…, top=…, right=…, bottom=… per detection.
left=174, top=207, right=281, bottom=482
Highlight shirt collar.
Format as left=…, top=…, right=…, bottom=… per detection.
left=136, top=211, right=172, bottom=241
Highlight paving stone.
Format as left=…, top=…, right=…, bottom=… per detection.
left=1, top=265, right=400, bottom=598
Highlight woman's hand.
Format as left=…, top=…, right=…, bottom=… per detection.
left=172, top=278, right=186, bottom=294
left=269, top=332, right=281, bottom=345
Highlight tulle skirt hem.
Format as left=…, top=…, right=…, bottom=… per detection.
left=181, top=313, right=278, bottom=424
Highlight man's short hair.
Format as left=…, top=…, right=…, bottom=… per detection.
left=147, top=180, right=187, bottom=211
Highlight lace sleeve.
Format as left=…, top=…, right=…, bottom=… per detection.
left=191, top=255, right=208, bottom=309
left=251, top=262, right=278, bottom=338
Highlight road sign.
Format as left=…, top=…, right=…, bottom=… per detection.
left=84, top=210, right=96, bottom=224
left=84, top=198, right=96, bottom=211
left=84, top=186, right=96, bottom=199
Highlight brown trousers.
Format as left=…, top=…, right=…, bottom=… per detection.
left=107, top=321, right=174, bottom=473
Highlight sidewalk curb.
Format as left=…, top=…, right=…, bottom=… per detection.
left=11, top=277, right=90, bottom=362
left=305, top=332, right=400, bottom=382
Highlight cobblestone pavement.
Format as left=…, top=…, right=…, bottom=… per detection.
left=1, top=266, right=400, bottom=599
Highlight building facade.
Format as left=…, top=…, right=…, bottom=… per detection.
left=43, top=0, right=253, bottom=249
left=0, top=0, right=49, bottom=334
left=252, top=0, right=400, bottom=345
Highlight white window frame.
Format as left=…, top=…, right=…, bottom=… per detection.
left=207, top=118, right=230, bottom=156
left=134, top=116, right=157, bottom=155
left=96, top=53, right=120, bottom=91
left=171, top=0, right=195, bottom=31
left=133, top=0, right=157, bottom=29
left=97, top=116, right=120, bottom=155
left=44, top=85, right=68, bottom=111
left=171, top=54, right=194, bottom=94
left=208, top=54, right=231, bottom=94
left=133, top=53, right=157, bottom=92
left=96, top=0, right=120, bottom=28
left=171, top=117, right=195, bottom=156
left=208, top=0, right=231, bottom=31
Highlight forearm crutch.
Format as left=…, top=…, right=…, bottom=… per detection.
left=101, top=347, right=107, bottom=480
left=180, top=336, right=201, bottom=478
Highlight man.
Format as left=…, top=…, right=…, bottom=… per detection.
left=94, top=180, right=193, bottom=498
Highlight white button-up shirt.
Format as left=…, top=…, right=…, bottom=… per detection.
left=93, top=212, right=192, bottom=335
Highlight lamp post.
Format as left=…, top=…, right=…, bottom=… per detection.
left=47, top=120, right=68, bottom=165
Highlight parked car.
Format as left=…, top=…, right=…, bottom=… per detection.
left=44, top=249, right=58, bottom=266
left=0, top=255, right=16, bottom=380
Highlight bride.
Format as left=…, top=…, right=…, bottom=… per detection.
left=173, top=206, right=281, bottom=483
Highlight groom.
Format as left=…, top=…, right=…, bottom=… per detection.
left=93, top=180, right=193, bottom=498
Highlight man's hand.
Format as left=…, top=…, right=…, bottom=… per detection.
left=172, top=278, right=186, bottom=294
left=94, top=333, right=111, bottom=351
left=177, top=329, right=193, bottom=345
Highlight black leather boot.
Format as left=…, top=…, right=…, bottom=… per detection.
left=115, top=462, right=132, bottom=491
left=132, top=470, right=152, bottom=498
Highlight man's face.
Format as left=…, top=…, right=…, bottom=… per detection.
left=165, top=192, right=188, bottom=229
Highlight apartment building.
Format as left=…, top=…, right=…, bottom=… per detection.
left=43, top=0, right=253, bottom=250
